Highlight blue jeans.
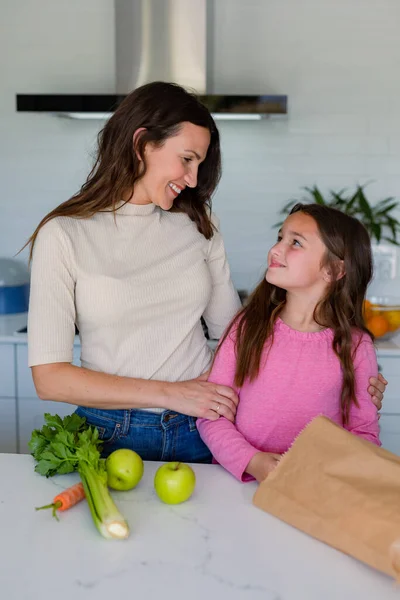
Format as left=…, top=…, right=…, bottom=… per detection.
left=74, top=407, right=212, bottom=463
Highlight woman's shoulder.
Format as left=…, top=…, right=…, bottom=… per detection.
left=35, top=216, right=72, bottom=243
left=165, top=210, right=222, bottom=249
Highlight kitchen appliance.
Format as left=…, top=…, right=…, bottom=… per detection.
left=16, top=0, right=287, bottom=120
left=0, top=258, right=30, bottom=315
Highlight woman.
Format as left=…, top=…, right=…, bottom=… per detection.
left=26, top=82, right=386, bottom=463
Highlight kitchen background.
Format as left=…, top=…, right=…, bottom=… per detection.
left=2, top=0, right=400, bottom=293
left=2, top=0, right=400, bottom=456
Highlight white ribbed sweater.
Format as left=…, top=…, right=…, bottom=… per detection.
left=28, top=202, right=241, bottom=411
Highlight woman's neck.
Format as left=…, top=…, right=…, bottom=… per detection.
left=280, top=293, right=325, bottom=333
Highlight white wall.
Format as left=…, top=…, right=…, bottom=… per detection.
left=1, top=0, right=400, bottom=293
left=0, top=0, right=115, bottom=258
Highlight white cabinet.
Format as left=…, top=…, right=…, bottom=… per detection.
left=0, top=398, right=17, bottom=453
left=16, top=343, right=81, bottom=454
left=0, top=344, right=17, bottom=453
left=16, top=344, right=81, bottom=397
left=379, top=415, right=400, bottom=456
left=0, top=344, right=15, bottom=397
left=375, top=355, right=400, bottom=414
left=375, top=354, right=400, bottom=455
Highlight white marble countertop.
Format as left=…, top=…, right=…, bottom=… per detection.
left=0, top=454, right=398, bottom=600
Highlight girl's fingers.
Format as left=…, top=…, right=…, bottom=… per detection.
left=267, top=453, right=281, bottom=463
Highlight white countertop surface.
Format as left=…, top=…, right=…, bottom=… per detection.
left=0, top=454, right=398, bottom=600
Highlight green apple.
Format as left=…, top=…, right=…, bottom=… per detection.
left=154, top=462, right=196, bottom=504
left=106, top=449, right=144, bottom=491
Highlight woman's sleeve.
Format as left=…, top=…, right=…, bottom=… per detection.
left=202, top=214, right=242, bottom=340
left=346, top=334, right=381, bottom=446
left=196, top=330, right=260, bottom=481
left=28, top=219, right=77, bottom=367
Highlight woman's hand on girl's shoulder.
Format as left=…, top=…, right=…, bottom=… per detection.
left=164, top=378, right=238, bottom=422
left=368, top=373, right=387, bottom=411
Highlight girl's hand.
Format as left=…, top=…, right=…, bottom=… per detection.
left=245, top=452, right=281, bottom=483
left=165, top=378, right=239, bottom=422
left=368, top=373, right=388, bottom=411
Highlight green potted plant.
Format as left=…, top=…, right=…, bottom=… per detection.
left=275, top=184, right=400, bottom=246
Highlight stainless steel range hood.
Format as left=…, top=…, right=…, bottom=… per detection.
left=16, top=0, right=287, bottom=121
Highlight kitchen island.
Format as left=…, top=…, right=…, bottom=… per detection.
left=0, top=454, right=398, bottom=600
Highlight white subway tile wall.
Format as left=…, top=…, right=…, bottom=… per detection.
left=1, top=0, right=400, bottom=292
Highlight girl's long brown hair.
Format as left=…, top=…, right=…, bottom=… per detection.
left=218, top=203, right=374, bottom=425
left=24, top=82, right=222, bottom=260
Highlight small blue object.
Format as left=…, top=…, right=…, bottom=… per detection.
left=0, top=258, right=30, bottom=315
left=0, top=284, right=30, bottom=314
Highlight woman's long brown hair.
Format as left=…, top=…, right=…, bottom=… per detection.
left=218, top=203, right=374, bottom=425
left=24, top=82, right=222, bottom=260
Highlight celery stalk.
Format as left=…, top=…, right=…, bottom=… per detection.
left=79, top=462, right=129, bottom=540
left=29, top=412, right=130, bottom=540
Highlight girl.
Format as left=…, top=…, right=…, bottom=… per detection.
left=197, top=203, right=381, bottom=481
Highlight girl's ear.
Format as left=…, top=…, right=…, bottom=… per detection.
left=322, top=260, right=345, bottom=283
left=133, top=127, right=147, bottom=160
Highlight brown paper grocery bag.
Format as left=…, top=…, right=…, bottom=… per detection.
left=253, top=416, right=400, bottom=580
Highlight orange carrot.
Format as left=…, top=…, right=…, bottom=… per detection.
left=36, top=482, right=86, bottom=520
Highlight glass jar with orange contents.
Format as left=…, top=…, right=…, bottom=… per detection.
left=364, top=296, right=400, bottom=341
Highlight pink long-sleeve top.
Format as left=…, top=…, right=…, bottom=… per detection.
left=197, top=318, right=380, bottom=482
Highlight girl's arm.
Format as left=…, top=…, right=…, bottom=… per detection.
left=196, top=330, right=261, bottom=481
left=346, top=334, right=381, bottom=445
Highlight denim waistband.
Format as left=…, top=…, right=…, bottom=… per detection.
left=77, top=406, right=196, bottom=433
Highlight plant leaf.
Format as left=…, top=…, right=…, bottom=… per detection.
left=56, top=462, right=76, bottom=475
left=274, top=183, right=400, bottom=246
left=28, top=431, right=50, bottom=461
left=375, top=202, right=399, bottom=216
left=62, top=413, right=87, bottom=433
left=305, top=186, right=326, bottom=205
left=382, top=237, right=400, bottom=247
left=279, top=200, right=297, bottom=215
left=374, top=196, right=396, bottom=209
left=34, top=460, right=59, bottom=477
left=43, top=413, right=64, bottom=431
left=370, top=222, right=382, bottom=243
left=356, top=188, right=374, bottom=222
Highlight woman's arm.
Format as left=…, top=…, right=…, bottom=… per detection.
left=346, top=335, right=381, bottom=445
left=32, top=362, right=238, bottom=419
left=202, top=214, right=242, bottom=339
